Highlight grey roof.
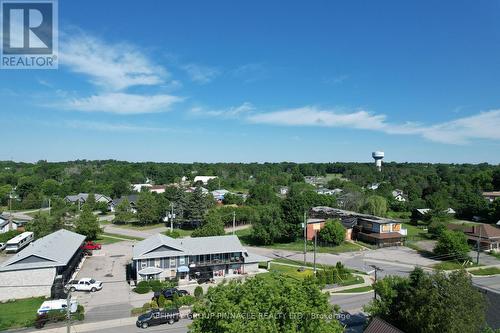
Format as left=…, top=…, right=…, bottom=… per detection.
left=133, top=234, right=247, bottom=260
left=64, top=193, right=112, bottom=203
left=0, top=229, right=86, bottom=272
left=310, top=206, right=397, bottom=225
left=112, top=194, right=139, bottom=206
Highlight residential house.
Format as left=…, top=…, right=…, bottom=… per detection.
left=111, top=194, right=139, bottom=213
left=413, top=208, right=455, bottom=219
left=211, top=189, right=230, bottom=201
left=364, top=317, right=404, bottom=333
left=279, top=186, right=289, bottom=195
left=132, top=234, right=270, bottom=283
left=0, top=213, right=29, bottom=233
left=0, top=229, right=86, bottom=301
left=392, top=189, right=407, bottom=202
left=64, top=193, right=112, bottom=206
left=316, top=188, right=343, bottom=196
left=304, top=176, right=327, bottom=187
left=185, top=187, right=209, bottom=195
left=448, top=224, right=500, bottom=252
left=132, top=183, right=153, bottom=192
left=309, top=207, right=407, bottom=247
left=367, top=183, right=380, bottom=190
left=483, top=191, right=500, bottom=203
left=193, top=176, right=218, bottom=185
left=150, top=185, right=167, bottom=194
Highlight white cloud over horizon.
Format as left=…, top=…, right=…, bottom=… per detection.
left=182, top=63, right=220, bottom=84
left=190, top=102, right=255, bottom=118
left=246, top=106, right=500, bottom=145
left=60, top=93, right=183, bottom=115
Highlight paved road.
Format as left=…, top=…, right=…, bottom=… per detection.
left=102, top=224, right=167, bottom=239
left=330, top=292, right=374, bottom=313
left=87, top=320, right=189, bottom=333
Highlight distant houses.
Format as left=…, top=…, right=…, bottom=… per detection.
left=391, top=189, right=407, bottom=202
left=193, top=176, right=218, bottom=185
left=111, top=194, right=139, bottom=213
left=64, top=193, right=112, bottom=205
left=483, top=191, right=500, bottom=203
left=315, top=188, right=343, bottom=196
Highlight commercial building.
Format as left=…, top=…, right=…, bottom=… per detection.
left=0, top=229, right=86, bottom=301
left=132, top=234, right=269, bottom=282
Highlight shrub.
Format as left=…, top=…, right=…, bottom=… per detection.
left=134, top=281, right=151, bottom=294
left=178, top=295, right=196, bottom=306
left=157, top=294, right=166, bottom=308
left=142, top=302, right=151, bottom=311
left=194, top=286, right=203, bottom=299
left=163, top=299, right=174, bottom=310
left=150, top=299, right=159, bottom=309
left=318, top=219, right=345, bottom=245
left=148, top=279, right=163, bottom=292
left=428, top=220, right=447, bottom=238
left=164, top=229, right=181, bottom=238
left=162, top=279, right=178, bottom=289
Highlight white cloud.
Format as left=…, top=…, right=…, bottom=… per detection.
left=64, top=120, right=191, bottom=134
left=61, top=93, right=182, bottom=115
left=190, top=102, right=255, bottom=118
left=246, top=106, right=500, bottom=145
left=182, top=63, right=219, bottom=84
left=60, top=32, right=167, bottom=91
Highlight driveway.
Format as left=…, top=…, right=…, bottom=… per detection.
left=102, top=224, right=166, bottom=239
left=73, top=241, right=138, bottom=322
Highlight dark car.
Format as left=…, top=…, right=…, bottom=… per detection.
left=136, top=308, right=180, bottom=329
left=153, top=288, right=189, bottom=300
left=197, top=277, right=214, bottom=284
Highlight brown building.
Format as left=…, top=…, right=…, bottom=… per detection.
left=448, top=223, right=500, bottom=252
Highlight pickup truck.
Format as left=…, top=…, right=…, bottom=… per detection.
left=136, top=308, right=180, bottom=329
left=66, top=278, right=103, bottom=292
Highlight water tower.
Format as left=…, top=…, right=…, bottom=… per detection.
left=372, top=151, right=384, bottom=171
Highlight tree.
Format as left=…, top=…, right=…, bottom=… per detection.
left=365, top=268, right=486, bottom=333
left=26, top=213, right=64, bottom=238
left=318, top=219, right=345, bottom=245
left=251, top=205, right=286, bottom=245
left=113, top=198, right=134, bottom=224
left=85, top=193, right=96, bottom=210
left=75, top=205, right=101, bottom=240
left=433, top=229, right=470, bottom=262
left=361, top=195, right=387, bottom=217
left=136, top=192, right=159, bottom=224
left=191, top=214, right=225, bottom=237
left=223, top=193, right=244, bottom=205
left=247, top=184, right=278, bottom=205
left=189, top=274, right=343, bottom=333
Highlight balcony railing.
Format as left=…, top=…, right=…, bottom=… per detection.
left=191, top=257, right=244, bottom=267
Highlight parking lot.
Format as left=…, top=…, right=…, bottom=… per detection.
left=72, top=241, right=145, bottom=322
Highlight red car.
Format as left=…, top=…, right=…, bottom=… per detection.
left=82, top=241, right=102, bottom=250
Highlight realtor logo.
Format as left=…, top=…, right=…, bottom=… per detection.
left=1, top=0, right=58, bottom=69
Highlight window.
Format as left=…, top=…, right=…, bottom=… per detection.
left=170, top=257, right=176, bottom=267
left=179, top=257, right=185, bottom=265
left=141, top=260, right=147, bottom=268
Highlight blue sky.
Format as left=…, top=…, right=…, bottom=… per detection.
left=1, top=0, right=500, bottom=163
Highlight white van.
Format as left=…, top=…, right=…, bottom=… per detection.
left=37, top=299, right=79, bottom=315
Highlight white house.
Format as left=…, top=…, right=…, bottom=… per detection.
left=392, top=189, right=407, bottom=202
left=193, top=176, right=218, bottom=185
left=367, top=183, right=380, bottom=190
left=132, top=184, right=153, bottom=192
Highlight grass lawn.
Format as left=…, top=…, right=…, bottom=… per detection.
left=265, top=240, right=363, bottom=254
left=332, top=286, right=373, bottom=294
left=488, top=252, right=500, bottom=260
left=339, top=275, right=365, bottom=286
left=111, top=222, right=165, bottom=230
left=469, top=267, right=500, bottom=276
left=432, top=260, right=481, bottom=270
left=386, top=211, right=411, bottom=221
left=267, top=262, right=314, bottom=280
left=96, top=232, right=144, bottom=244
left=0, top=297, right=45, bottom=330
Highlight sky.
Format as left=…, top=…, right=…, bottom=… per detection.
left=1, top=0, right=500, bottom=163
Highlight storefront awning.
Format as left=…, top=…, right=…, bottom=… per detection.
left=138, top=267, right=163, bottom=275
left=177, top=266, right=189, bottom=273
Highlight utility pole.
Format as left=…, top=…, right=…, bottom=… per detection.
left=303, top=211, right=307, bottom=266
left=313, top=230, right=317, bottom=275
left=476, top=226, right=482, bottom=265
left=66, top=290, right=71, bottom=333
left=369, top=264, right=383, bottom=300
left=232, top=211, right=236, bottom=235
left=48, top=198, right=51, bottom=216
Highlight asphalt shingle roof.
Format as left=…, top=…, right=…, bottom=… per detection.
left=0, top=229, right=86, bottom=272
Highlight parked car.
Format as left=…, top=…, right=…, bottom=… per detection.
left=197, top=277, right=214, bottom=284
left=0, top=242, right=6, bottom=251
left=82, top=241, right=102, bottom=250
left=153, top=287, right=189, bottom=300
left=65, top=278, right=103, bottom=292
left=136, top=308, right=180, bottom=329
left=37, top=299, right=78, bottom=315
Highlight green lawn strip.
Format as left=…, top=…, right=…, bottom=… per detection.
left=268, top=262, right=314, bottom=280
left=0, top=297, right=45, bottom=330
left=469, top=267, right=500, bottom=276
left=265, top=240, right=363, bottom=254
left=271, top=258, right=366, bottom=275
left=338, top=275, right=365, bottom=287
left=432, top=260, right=482, bottom=270
left=110, top=222, right=165, bottom=230
left=331, top=286, right=373, bottom=294
left=487, top=252, right=500, bottom=260
left=97, top=232, right=144, bottom=244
